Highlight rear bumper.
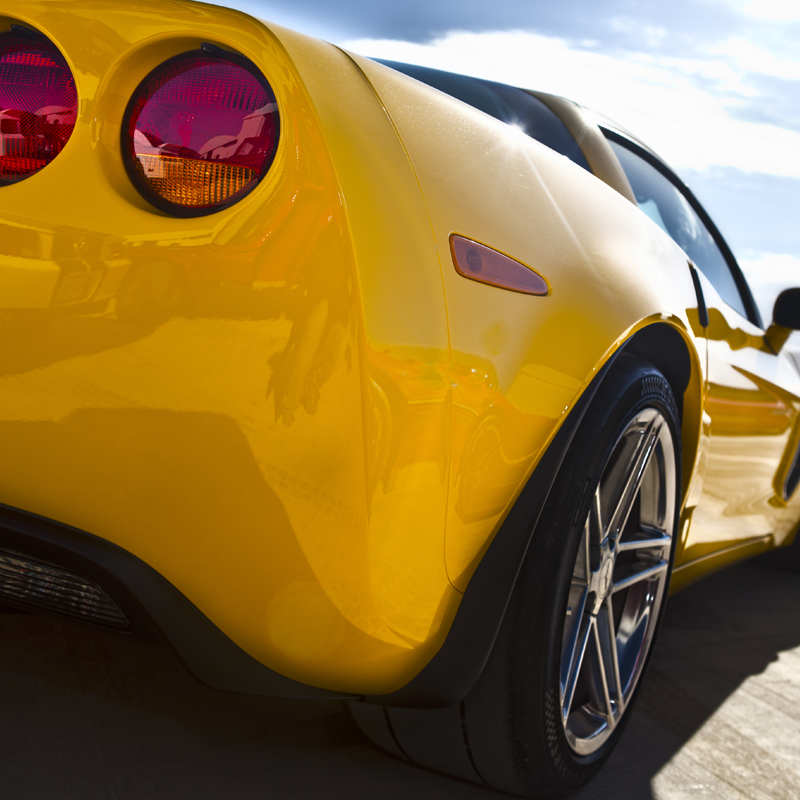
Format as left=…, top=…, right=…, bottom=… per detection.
left=0, top=350, right=616, bottom=708
left=0, top=502, right=357, bottom=700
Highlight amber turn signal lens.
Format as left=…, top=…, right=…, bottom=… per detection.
left=134, top=155, right=255, bottom=207
left=123, top=49, right=279, bottom=216
left=0, top=30, right=78, bottom=185
left=450, top=235, right=549, bottom=295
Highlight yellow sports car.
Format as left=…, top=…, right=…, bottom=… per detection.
left=2, top=1, right=799, bottom=796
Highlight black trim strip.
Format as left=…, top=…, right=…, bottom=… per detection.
left=688, top=262, right=710, bottom=329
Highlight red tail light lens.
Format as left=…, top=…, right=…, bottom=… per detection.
left=123, top=50, right=280, bottom=216
left=0, top=30, right=78, bottom=185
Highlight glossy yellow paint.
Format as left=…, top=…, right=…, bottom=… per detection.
left=672, top=272, right=800, bottom=589
left=0, top=1, right=711, bottom=695
left=0, top=1, right=455, bottom=693
left=348, top=54, right=706, bottom=590
left=269, top=26, right=458, bottom=684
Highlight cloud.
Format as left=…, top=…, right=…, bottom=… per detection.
left=742, top=0, right=800, bottom=21
left=608, top=16, right=669, bottom=48
left=739, top=253, right=800, bottom=324
left=341, top=30, right=800, bottom=177
left=710, top=37, right=800, bottom=80
left=218, top=0, right=746, bottom=53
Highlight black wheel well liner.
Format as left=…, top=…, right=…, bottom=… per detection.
left=622, top=323, right=691, bottom=419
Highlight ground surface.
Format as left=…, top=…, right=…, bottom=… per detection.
left=2, top=554, right=799, bottom=800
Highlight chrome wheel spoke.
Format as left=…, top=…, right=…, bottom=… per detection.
left=561, top=609, right=593, bottom=722
left=561, top=584, right=589, bottom=694
left=589, top=616, right=616, bottom=728
left=596, top=598, right=624, bottom=715
left=617, top=525, right=671, bottom=552
left=605, top=415, right=663, bottom=543
left=612, top=559, right=669, bottom=593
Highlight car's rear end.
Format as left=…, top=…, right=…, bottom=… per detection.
left=0, top=0, right=464, bottom=697
left=0, top=0, right=705, bottom=713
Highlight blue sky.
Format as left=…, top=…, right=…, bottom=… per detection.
left=220, top=0, right=800, bottom=321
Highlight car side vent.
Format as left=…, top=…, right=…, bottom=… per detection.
left=0, top=547, right=129, bottom=630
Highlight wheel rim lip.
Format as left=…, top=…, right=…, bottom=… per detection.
left=559, top=407, right=676, bottom=756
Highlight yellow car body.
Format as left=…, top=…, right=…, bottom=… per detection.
left=1, top=0, right=799, bottom=721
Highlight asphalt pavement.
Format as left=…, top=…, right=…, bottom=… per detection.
left=2, top=552, right=799, bottom=800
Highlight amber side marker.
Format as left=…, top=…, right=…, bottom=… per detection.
left=450, top=235, right=549, bottom=295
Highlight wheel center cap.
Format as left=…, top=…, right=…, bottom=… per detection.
left=599, top=557, right=614, bottom=598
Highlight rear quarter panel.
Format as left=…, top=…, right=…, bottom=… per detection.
left=350, top=54, right=706, bottom=590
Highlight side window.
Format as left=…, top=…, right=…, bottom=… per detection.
left=377, top=60, right=591, bottom=172
left=606, top=137, right=750, bottom=320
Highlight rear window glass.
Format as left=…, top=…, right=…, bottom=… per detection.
left=607, top=137, right=748, bottom=318
left=377, top=60, right=591, bottom=172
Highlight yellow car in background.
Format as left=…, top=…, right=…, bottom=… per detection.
left=1, top=2, right=799, bottom=796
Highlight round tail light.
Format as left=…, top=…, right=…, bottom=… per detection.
left=0, top=29, right=78, bottom=185
left=123, top=49, right=280, bottom=216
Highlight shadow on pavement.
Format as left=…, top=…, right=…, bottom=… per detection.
left=2, top=546, right=800, bottom=799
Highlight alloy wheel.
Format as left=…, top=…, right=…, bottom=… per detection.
left=559, top=407, right=676, bottom=755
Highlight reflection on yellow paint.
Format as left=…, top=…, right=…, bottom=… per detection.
left=363, top=346, right=448, bottom=492
left=358, top=345, right=450, bottom=643
left=266, top=221, right=352, bottom=427
left=705, top=380, right=794, bottom=436
left=706, top=307, right=769, bottom=352
left=444, top=354, right=583, bottom=588
left=0, top=6, right=461, bottom=695
left=680, top=296, right=800, bottom=570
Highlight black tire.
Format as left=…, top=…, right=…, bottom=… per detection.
left=349, top=353, right=682, bottom=797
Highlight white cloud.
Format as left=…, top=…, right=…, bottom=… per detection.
left=342, top=30, right=800, bottom=177
left=608, top=16, right=669, bottom=48
left=639, top=55, right=742, bottom=87
left=740, top=253, right=800, bottom=322
left=742, top=0, right=800, bottom=21
left=710, top=37, right=800, bottom=80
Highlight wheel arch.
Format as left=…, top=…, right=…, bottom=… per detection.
left=366, top=322, right=704, bottom=709
left=621, top=321, right=704, bottom=509
left=366, top=350, right=621, bottom=708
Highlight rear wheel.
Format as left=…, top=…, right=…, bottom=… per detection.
left=350, top=354, right=681, bottom=797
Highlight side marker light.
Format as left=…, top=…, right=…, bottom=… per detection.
left=450, top=235, right=549, bottom=295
